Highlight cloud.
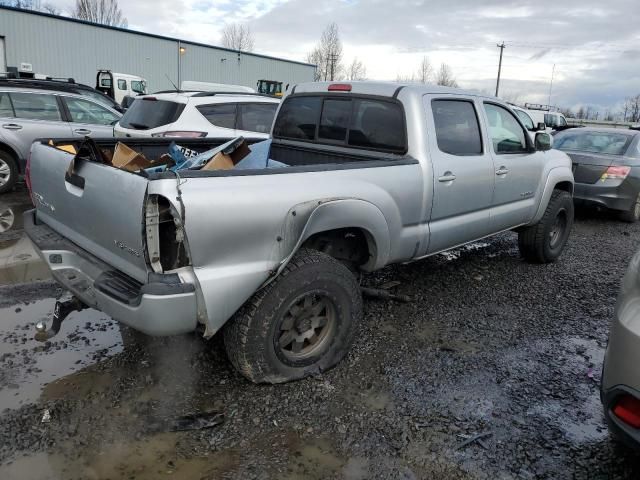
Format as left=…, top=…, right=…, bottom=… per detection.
left=42, top=0, right=640, bottom=112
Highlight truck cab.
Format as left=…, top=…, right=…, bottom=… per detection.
left=96, top=70, right=147, bottom=106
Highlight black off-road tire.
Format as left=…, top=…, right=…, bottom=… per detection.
left=223, top=248, right=362, bottom=383
left=0, top=150, right=18, bottom=194
left=518, top=190, right=574, bottom=263
left=618, top=192, right=640, bottom=223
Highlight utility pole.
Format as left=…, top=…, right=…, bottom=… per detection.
left=548, top=63, right=556, bottom=107
left=328, top=53, right=338, bottom=81
left=495, top=42, right=506, bottom=97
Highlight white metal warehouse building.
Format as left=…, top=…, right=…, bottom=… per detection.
left=0, top=6, right=315, bottom=92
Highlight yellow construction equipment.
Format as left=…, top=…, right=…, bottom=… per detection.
left=256, top=79, right=283, bottom=97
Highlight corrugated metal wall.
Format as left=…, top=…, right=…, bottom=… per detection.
left=0, top=8, right=315, bottom=92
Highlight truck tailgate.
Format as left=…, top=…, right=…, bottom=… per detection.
left=29, top=142, right=150, bottom=282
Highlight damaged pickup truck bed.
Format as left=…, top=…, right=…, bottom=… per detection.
left=25, top=81, right=575, bottom=383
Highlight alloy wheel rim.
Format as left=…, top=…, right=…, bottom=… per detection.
left=277, top=292, right=336, bottom=362
left=549, top=209, right=567, bottom=249
left=0, top=159, right=10, bottom=187
left=0, top=207, right=15, bottom=233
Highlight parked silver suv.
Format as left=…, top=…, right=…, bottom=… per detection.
left=0, top=86, right=122, bottom=193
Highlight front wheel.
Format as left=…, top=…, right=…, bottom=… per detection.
left=518, top=190, right=574, bottom=263
left=223, top=248, right=362, bottom=383
left=0, top=151, right=18, bottom=194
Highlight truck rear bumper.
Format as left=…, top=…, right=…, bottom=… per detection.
left=24, top=209, right=198, bottom=336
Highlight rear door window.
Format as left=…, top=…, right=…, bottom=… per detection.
left=197, top=104, right=237, bottom=129
left=118, top=79, right=127, bottom=90
left=237, top=103, right=278, bottom=133
left=431, top=100, right=482, bottom=155
left=10, top=92, right=62, bottom=121
left=118, top=98, right=185, bottom=130
left=0, top=92, right=14, bottom=117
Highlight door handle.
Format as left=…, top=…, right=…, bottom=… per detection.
left=74, top=129, right=91, bottom=135
left=496, top=167, right=509, bottom=176
left=2, top=123, right=22, bottom=131
left=438, top=172, right=456, bottom=182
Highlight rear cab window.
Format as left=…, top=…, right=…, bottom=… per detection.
left=273, top=95, right=406, bottom=153
left=119, top=98, right=185, bottom=130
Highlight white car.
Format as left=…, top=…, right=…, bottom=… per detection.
left=114, top=91, right=280, bottom=139
left=524, top=104, right=568, bottom=133
left=511, top=105, right=545, bottom=141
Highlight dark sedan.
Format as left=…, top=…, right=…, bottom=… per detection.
left=554, top=128, right=640, bottom=222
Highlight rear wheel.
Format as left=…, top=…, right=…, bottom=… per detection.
left=0, top=151, right=18, bottom=194
left=518, top=190, right=574, bottom=263
left=618, top=192, right=640, bottom=223
left=223, top=248, right=362, bottom=383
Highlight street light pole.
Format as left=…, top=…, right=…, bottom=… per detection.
left=495, top=42, right=506, bottom=97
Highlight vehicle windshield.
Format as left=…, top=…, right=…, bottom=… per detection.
left=514, top=109, right=534, bottom=130
left=131, top=80, right=147, bottom=94
left=118, top=98, right=184, bottom=129
left=554, top=131, right=631, bottom=155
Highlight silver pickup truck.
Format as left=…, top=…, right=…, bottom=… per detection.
left=25, top=82, right=574, bottom=383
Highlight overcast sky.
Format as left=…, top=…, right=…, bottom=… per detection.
left=45, top=0, right=640, bottom=113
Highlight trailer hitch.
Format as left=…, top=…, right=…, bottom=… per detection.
left=34, top=297, right=87, bottom=342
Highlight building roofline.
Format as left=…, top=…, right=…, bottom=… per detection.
left=0, top=5, right=317, bottom=68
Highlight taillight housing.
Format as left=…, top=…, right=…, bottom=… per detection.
left=613, top=395, right=640, bottom=428
left=151, top=131, right=207, bottom=138
left=328, top=83, right=352, bottom=92
left=601, top=165, right=631, bottom=181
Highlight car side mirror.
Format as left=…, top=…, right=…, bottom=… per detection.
left=537, top=122, right=546, bottom=131
left=535, top=132, right=552, bottom=151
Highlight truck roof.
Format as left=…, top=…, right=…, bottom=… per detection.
left=290, top=81, right=486, bottom=99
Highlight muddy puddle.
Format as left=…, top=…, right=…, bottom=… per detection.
left=0, top=197, right=51, bottom=285
left=0, top=298, right=123, bottom=410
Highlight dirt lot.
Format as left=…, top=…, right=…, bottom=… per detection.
left=1, top=185, right=640, bottom=479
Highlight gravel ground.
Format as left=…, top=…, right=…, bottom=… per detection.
left=1, top=186, right=640, bottom=479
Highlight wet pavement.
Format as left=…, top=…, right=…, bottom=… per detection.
left=1, top=185, right=640, bottom=479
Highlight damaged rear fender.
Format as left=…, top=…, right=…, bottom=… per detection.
left=270, top=198, right=391, bottom=280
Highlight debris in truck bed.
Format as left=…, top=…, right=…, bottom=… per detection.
left=111, top=142, right=153, bottom=172
left=170, top=137, right=249, bottom=171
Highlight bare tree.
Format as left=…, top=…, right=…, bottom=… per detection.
left=346, top=57, right=366, bottom=81
left=435, top=63, right=458, bottom=87
left=306, top=23, right=343, bottom=81
left=417, top=56, right=433, bottom=84
left=623, top=94, right=640, bottom=122
left=1, top=0, right=59, bottom=13
left=72, top=0, right=127, bottom=27
left=221, top=23, right=254, bottom=52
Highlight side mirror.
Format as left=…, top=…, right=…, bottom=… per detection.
left=535, top=132, right=552, bottom=151
left=537, top=122, right=546, bottom=131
